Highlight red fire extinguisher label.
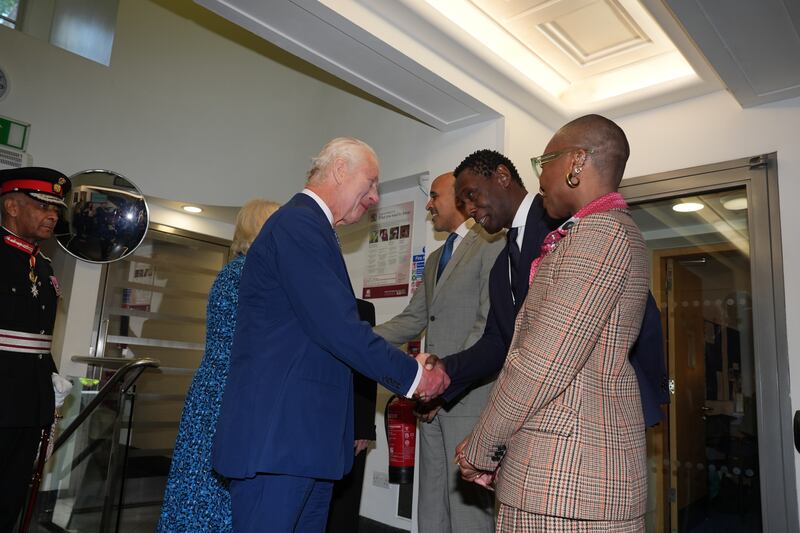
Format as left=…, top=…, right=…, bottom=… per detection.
left=387, top=398, right=416, bottom=467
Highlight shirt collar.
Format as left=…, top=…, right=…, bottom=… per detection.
left=301, top=188, right=334, bottom=226
left=510, top=192, right=535, bottom=230
left=453, top=219, right=469, bottom=239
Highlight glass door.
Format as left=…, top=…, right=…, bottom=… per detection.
left=90, top=223, right=229, bottom=530
left=622, top=154, right=795, bottom=533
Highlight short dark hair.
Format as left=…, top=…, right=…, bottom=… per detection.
left=454, top=149, right=524, bottom=187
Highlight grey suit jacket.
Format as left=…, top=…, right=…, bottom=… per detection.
left=374, top=221, right=504, bottom=416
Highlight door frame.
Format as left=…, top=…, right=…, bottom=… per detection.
left=620, top=153, right=796, bottom=532
left=87, top=222, right=231, bottom=371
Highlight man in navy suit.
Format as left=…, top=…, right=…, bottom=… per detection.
left=213, top=137, right=450, bottom=532
left=421, top=149, right=667, bottom=428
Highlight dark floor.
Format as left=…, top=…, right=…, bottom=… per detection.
left=358, top=516, right=409, bottom=533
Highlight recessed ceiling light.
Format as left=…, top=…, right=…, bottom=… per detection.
left=182, top=205, right=202, bottom=213
left=722, top=196, right=747, bottom=211
left=673, top=202, right=704, bottom=213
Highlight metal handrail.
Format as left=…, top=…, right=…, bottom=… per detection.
left=19, top=356, right=160, bottom=533
left=52, top=356, right=160, bottom=455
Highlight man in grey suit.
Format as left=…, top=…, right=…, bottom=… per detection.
left=375, top=172, right=504, bottom=533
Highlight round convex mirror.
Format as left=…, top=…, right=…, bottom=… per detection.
left=55, top=170, right=149, bottom=263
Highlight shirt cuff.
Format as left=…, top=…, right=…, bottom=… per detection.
left=404, top=361, right=423, bottom=398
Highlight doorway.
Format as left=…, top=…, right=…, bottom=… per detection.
left=622, top=154, right=795, bottom=532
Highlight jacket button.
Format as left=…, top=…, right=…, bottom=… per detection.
left=38, top=354, right=43, bottom=360
left=430, top=316, right=436, bottom=321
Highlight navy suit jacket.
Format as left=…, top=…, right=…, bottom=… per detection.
left=444, top=194, right=668, bottom=426
left=213, top=193, right=419, bottom=481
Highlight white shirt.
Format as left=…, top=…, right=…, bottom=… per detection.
left=449, top=219, right=470, bottom=253
left=507, top=193, right=535, bottom=306
left=301, top=188, right=333, bottom=226
left=510, top=192, right=535, bottom=250
left=300, top=189, right=423, bottom=397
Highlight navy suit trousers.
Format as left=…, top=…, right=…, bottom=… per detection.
left=230, top=474, right=334, bottom=532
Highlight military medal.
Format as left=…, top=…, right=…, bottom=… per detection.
left=3, top=234, right=41, bottom=297
left=29, top=254, right=39, bottom=298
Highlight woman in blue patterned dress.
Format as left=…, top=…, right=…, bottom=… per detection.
left=158, top=199, right=280, bottom=533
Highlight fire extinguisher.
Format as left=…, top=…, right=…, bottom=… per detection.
left=384, top=394, right=416, bottom=484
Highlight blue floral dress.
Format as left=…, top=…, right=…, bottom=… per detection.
left=157, top=254, right=245, bottom=533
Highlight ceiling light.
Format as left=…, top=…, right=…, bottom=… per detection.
left=722, top=196, right=747, bottom=211
left=560, top=51, right=697, bottom=106
left=672, top=202, right=704, bottom=213
left=182, top=205, right=202, bottom=213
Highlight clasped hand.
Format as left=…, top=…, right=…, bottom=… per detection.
left=454, top=437, right=497, bottom=491
left=412, top=352, right=449, bottom=401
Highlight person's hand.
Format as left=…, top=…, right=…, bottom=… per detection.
left=417, top=352, right=444, bottom=371
left=471, top=470, right=497, bottom=491
left=454, top=436, right=496, bottom=490
left=354, top=439, right=371, bottom=456
left=52, top=373, right=73, bottom=409
left=413, top=397, right=443, bottom=423
left=414, top=355, right=450, bottom=401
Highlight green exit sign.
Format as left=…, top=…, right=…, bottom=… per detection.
left=0, top=115, right=29, bottom=151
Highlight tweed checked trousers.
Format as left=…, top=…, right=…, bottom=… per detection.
left=496, top=504, right=645, bottom=533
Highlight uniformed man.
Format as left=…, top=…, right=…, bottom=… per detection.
left=0, top=167, right=71, bottom=533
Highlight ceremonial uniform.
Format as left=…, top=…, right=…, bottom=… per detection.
left=0, top=167, right=70, bottom=533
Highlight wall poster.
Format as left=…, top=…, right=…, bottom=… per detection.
left=362, top=201, right=413, bottom=299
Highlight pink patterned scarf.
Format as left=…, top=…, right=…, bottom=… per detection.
left=529, top=192, right=628, bottom=284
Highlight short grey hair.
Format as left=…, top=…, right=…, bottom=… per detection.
left=306, top=137, right=378, bottom=184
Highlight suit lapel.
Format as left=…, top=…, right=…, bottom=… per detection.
left=431, top=230, right=477, bottom=304
left=293, top=193, right=355, bottom=296
left=425, top=246, right=440, bottom=306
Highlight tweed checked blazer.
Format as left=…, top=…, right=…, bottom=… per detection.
left=463, top=209, right=649, bottom=521
left=375, top=222, right=504, bottom=415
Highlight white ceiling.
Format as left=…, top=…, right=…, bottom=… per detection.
left=193, top=0, right=798, bottom=130
left=194, top=0, right=501, bottom=131
left=663, top=0, right=800, bottom=107
left=423, top=0, right=706, bottom=110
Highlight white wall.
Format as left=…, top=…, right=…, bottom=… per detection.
left=614, top=89, right=800, bottom=513
left=0, top=0, right=448, bottom=207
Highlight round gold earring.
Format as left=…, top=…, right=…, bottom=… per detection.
left=565, top=170, right=580, bottom=188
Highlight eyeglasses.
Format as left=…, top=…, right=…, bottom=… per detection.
left=530, top=147, right=595, bottom=177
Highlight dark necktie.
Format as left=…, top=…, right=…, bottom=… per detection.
left=507, top=227, right=521, bottom=303
left=436, top=232, right=458, bottom=282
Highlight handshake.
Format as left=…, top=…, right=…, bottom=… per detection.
left=411, top=353, right=449, bottom=402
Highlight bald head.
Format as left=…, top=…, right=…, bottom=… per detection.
left=427, top=172, right=466, bottom=233
left=431, top=172, right=456, bottom=193
left=556, top=114, right=629, bottom=186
